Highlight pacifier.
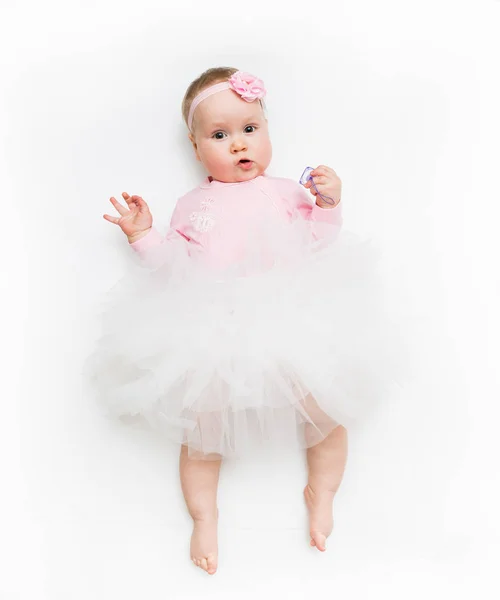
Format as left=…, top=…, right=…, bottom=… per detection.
left=299, top=166, right=337, bottom=206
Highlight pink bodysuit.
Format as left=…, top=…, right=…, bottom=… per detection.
left=129, top=173, right=342, bottom=270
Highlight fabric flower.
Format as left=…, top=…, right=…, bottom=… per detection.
left=228, top=71, right=266, bottom=102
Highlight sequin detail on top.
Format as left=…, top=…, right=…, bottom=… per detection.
left=200, top=197, right=215, bottom=211
left=189, top=197, right=216, bottom=232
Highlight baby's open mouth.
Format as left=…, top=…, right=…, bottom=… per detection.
left=238, top=159, right=254, bottom=169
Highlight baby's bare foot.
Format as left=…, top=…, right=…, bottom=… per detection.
left=303, top=484, right=335, bottom=552
left=190, top=512, right=218, bottom=575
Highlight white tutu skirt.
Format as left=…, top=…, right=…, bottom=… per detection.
left=84, top=216, right=416, bottom=459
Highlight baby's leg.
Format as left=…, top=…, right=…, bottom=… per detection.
left=179, top=445, right=222, bottom=575
left=302, top=395, right=348, bottom=551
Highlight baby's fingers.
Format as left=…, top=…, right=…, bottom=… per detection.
left=130, top=195, right=149, bottom=213
left=122, top=192, right=140, bottom=209
left=311, top=175, right=328, bottom=185
left=109, top=196, right=130, bottom=216
left=311, top=165, right=336, bottom=177
left=103, top=213, right=121, bottom=224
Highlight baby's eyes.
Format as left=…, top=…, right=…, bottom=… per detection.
left=212, top=126, right=257, bottom=139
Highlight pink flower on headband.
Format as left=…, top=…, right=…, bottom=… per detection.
left=228, top=71, right=266, bottom=102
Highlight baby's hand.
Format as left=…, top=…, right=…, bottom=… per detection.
left=303, top=165, right=342, bottom=208
left=103, top=192, right=153, bottom=242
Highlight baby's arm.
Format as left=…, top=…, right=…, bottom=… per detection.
left=286, top=179, right=343, bottom=242
left=129, top=200, right=202, bottom=268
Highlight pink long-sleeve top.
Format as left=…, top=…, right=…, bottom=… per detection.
left=130, top=173, right=342, bottom=270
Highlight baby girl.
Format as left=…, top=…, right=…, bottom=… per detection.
left=91, top=67, right=394, bottom=575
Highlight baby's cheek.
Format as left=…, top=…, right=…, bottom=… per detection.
left=200, top=148, right=220, bottom=171
left=260, top=138, right=273, bottom=164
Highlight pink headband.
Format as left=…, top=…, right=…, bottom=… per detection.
left=188, top=70, right=266, bottom=132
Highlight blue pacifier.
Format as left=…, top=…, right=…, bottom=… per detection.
left=299, top=166, right=337, bottom=206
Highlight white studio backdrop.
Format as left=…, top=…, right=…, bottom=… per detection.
left=1, top=1, right=499, bottom=599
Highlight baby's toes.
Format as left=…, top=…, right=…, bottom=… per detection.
left=192, top=554, right=217, bottom=575
left=310, top=532, right=327, bottom=552
left=206, top=553, right=218, bottom=575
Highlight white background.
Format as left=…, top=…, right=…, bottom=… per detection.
left=1, top=1, right=499, bottom=598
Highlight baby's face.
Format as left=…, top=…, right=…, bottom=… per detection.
left=189, top=89, right=272, bottom=183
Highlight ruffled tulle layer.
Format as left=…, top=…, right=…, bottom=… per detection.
left=84, top=217, right=416, bottom=459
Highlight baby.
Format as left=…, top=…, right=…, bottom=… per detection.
left=98, top=68, right=355, bottom=575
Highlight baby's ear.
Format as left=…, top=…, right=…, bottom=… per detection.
left=188, top=133, right=201, bottom=162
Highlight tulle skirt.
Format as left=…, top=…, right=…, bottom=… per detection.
left=83, top=216, right=416, bottom=459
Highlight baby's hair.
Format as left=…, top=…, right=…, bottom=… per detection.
left=182, top=66, right=239, bottom=132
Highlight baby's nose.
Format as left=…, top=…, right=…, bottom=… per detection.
left=231, top=138, right=247, bottom=152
